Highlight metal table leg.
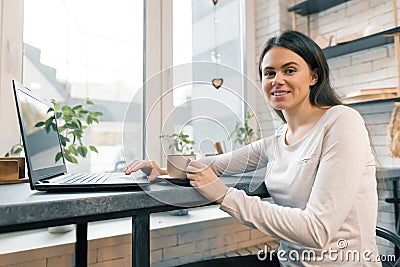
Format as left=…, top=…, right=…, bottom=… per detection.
left=75, top=223, right=88, bottom=267
left=132, top=213, right=150, bottom=267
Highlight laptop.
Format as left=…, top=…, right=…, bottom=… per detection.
left=12, top=80, right=150, bottom=191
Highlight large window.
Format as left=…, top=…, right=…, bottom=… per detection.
left=166, top=0, right=247, bottom=157
left=5, top=0, right=251, bottom=170
left=23, top=0, right=144, bottom=172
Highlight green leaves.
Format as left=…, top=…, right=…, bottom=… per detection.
left=160, top=131, right=195, bottom=155
left=229, top=111, right=258, bottom=146
left=4, top=144, right=23, bottom=157
left=36, top=99, right=103, bottom=164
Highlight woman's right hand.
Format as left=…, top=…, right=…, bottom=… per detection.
left=124, top=160, right=167, bottom=182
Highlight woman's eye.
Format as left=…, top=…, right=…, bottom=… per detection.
left=285, top=68, right=296, bottom=74
left=264, top=71, right=275, bottom=77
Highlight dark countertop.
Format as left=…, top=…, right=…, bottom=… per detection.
left=1, top=167, right=399, bottom=232
left=0, top=175, right=268, bottom=230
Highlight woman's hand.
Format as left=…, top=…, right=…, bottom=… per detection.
left=186, top=160, right=229, bottom=204
left=124, top=160, right=167, bottom=182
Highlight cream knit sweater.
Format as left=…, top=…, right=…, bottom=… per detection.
left=203, top=105, right=380, bottom=266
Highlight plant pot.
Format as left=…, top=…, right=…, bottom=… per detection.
left=166, top=154, right=196, bottom=178
left=0, top=157, right=26, bottom=182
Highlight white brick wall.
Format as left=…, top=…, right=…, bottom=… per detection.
left=150, top=216, right=276, bottom=267
left=254, top=0, right=400, bottom=134
left=0, top=215, right=278, bottom=267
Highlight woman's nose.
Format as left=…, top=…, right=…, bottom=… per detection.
left=272, top=74, right=283, bottom=86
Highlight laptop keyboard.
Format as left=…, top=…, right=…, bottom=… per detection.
left=58, top=170, right=147, bottom=184
left=60, top=173, right=110, bottom=184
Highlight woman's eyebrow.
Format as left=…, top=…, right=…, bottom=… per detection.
left=261, top=61, right=300, bottom=71
left=282, top=61, right=300, bottom=68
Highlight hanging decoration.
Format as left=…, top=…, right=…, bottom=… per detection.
left=212, top=78, right=223, bottom=89
left=211, top=0, right=223, bottom=89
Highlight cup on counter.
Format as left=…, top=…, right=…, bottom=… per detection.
left=166, top=154, right=196, bottom=178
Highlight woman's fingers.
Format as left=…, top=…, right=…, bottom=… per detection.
left=149, top=160, right=163, bottom=174
left=186, top=165, right=199, bottom=175
left=187, top=160, right=208, bottom=174
left=187, top=160, right=205, bottom=168
left=124, top=159, right=164, bottom=183
left=124, top=160, right=151, bottom=174
left=147, top=170, right=159, bottom=182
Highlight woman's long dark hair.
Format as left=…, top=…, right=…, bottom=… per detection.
left=258, top=30, right=343, bottom=122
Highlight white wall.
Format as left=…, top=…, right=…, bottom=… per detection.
left=254, top=0, right=400, bottom=161
left=0, top=0, right=23, bottom=156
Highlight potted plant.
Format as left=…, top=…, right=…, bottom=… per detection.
left=160, top=131, right=195, bottom=155
left=160, top=131, right=195, bottom=216
left=228, top=110, right=259, bottom=147
left=0, top=144, right=25, bottom=182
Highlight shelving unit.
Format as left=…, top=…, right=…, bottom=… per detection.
left=323, top=27, right=400, bottom=59
left=349, top=97, right=400, bottom=107
left=288, top=0, right=400, bottom=104
left=288, top=0, right=351, bottom=16
left=287, top=0, right=352, bottom=35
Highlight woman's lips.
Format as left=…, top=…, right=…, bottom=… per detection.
left=271, top=91, right=290, bottom=96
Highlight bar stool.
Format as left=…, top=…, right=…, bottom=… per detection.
left=385, top=192, right=400, bottom=259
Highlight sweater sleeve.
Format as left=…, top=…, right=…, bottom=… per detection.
left=220, top=109, right=375, bottom=249
left=198, top=137, right=271, bottom=176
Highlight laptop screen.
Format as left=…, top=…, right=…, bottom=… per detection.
left=13, top=80, right=67, bottom=185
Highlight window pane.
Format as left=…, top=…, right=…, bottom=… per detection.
left=23, top=0, right=144, bottom=172
left=171, top=0, right=245, bottom=156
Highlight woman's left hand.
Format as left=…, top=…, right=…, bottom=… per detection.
left=186, top=160, right=229, bottom=204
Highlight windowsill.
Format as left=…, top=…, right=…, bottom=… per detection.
left=0, top=205, right=230, bottom=255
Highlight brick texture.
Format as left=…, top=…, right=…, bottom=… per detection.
left=0, top=216, right=278, bottom=267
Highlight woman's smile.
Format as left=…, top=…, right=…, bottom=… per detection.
left=271, top=90, right=291, bottom=97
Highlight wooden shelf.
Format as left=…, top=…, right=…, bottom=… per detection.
left=288, top=0, right=351, bottom=16
left=348, top=97, right=400, bottom=106
left=344, top=87, right=398, bottom=98
left=323, top=27, right=400, bottom=58
left=343, top=93, right=398, bottom=105
left=342, top=87, right=399, bottom=104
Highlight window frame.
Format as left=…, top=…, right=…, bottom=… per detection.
left=0, top=0, right=257, bottom=163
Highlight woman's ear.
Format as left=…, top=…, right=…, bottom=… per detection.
left=310, top=69, right=318, bottom=86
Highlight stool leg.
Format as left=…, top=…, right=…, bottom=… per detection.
left=393, top=180, right=399, bottom=258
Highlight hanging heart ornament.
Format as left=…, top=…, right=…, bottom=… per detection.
left=212, top=78, right=223, bottom=89
left=212, top=0, right=218, bottom=5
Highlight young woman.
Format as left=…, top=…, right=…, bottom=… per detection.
left=126, top=30, right=379, bottom=266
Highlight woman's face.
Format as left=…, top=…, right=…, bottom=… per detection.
left=260, top=46, right=318, bottom=112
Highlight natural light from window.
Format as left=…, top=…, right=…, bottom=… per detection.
left=23, top=0, right=144, bottom=172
